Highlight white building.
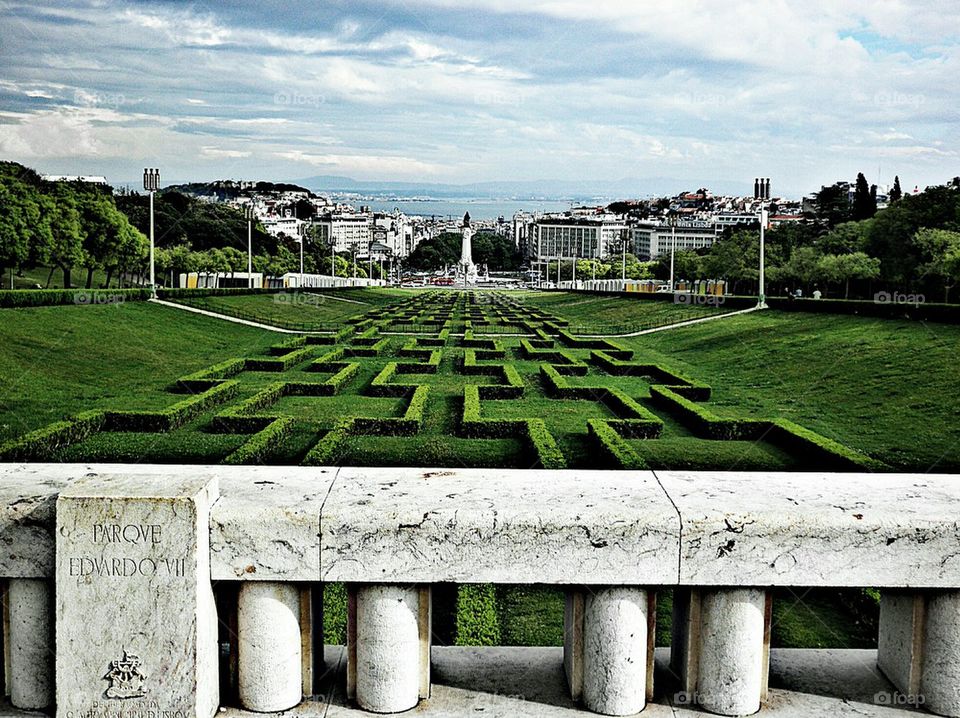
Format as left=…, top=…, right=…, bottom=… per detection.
left=312, top=212, right=374, bottom=253
left=528, top=215, right=629, bottom=263
left=631, top=221, right=720, bottom=260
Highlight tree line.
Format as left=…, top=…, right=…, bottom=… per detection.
left=654, top=176, right=960, bottom=301
left=0, top=162, right=148, bottom=289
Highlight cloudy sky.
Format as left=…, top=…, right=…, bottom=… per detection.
left=0, top=0, right=957, bottom=195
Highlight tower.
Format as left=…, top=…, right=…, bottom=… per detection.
left=459, top=212, right=478, bottom=284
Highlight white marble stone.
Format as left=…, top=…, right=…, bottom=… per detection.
left=877, top=592, right=923, bottom=696
left=210, top=466, right=336, bottom=581
left=582, top=587, right=649, bottom=716
left=920, top=591, right=960, bottom=717
left=7, top=578, right=53, bottom=710
left=56, top=471, right=220, bottom=718
left=354, top=585, right=426, bottom=713
left=657, top=471, right=960, bottom=587
left=0, top=464, right=77, bottom=577
left=321, top=467, right=680, bottom=584
left=238, top=582, right=302, bottom=712
left=696, top=588, right=768, bottom=716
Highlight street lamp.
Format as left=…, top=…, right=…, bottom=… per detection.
left=142, top=168, right=160, bottom=297
left=669, top=220, right=676, bottom=293
left=244, top=205, right=255, bottom=289
left=758, top=207, right=768, bottom=307
left=327, top=236, right=337, bottom=283
left=298, top=223, right=306, bottom=287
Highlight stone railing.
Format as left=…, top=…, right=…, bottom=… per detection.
left=0, top=464, right=958, bottom=717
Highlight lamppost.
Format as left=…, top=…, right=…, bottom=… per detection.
left=758, top=207, right=768, bottom=307
left=244, top=205, right=255, bottom=289
left=328, top=236, right=337, bottom=283
left=298, top=223, right=306, bottom=287
left=669, top=220, right=677, bottom=293
left=143, top=168, right=160, bottom=297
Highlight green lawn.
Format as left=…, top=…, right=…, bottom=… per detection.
left=514, top=290, right=728, bottom=333
left=1, top=288, right=953, bottom=651
left=170, top=288, right=418, bottom=330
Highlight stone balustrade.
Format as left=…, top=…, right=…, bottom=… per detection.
left=0, top=463, right=957, bottom=717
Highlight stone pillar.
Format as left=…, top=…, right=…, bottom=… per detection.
left=237, top=582, right=301, bottom=712
left=879, top=590, right=960, bottom=716
left=7, top=578, right=53, bottom=710
left=348, top=584, right=431, bottom=713
left=583, top=588, right=651, bottom=716
left=56, top=473, right=220, bottom=718
left=671, top=588, right=771, bottom=716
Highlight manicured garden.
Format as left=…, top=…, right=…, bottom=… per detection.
left=2, top=286, right=958, bottom=650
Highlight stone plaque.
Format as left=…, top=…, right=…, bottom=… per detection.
left=56, top=472, right=219, bottom=718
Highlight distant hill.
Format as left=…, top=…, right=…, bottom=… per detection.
left=165, top=179, right=315, bottom=200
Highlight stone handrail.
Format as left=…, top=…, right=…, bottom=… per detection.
left=0, top=463, right=957, bottom=717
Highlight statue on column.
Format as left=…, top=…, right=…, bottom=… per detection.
left=459, top=212, right=478, bottom=285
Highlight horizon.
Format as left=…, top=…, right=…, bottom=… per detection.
left=1, top=1, right=957, bottom=194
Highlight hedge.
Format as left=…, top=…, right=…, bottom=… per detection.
left=222, top=417, right=295, bottom=464
left=269, top=335, right=307, bottom=355
left=308, top=347, right=347, bottom=372
left=767, top=418, right=885, bottom=471
left=766, top=297, right=960, bottom=324
left=302, top=418, right=354, bottom=466
left=0, top=288, right=152, bottom=309
left=346, top=338, right=390, bottom=357
left=157, top=287, right=286, bottom=300
left=524, top=419, right=567, bottom=469
left=648, top=385, right=765, bottom=440
left=354, top=385, right=429, bottom=436
left=245, top=345, right=314, bottom=372
left=0, top=410, right=106, bottom=460
left=395, top=351, right=441, bottom=374
left=106, top=380, right=240, bottom=432
left=176, top=358, right=247, bottom=392
left=587, top=418, right=648, bottom=469
left=455, top=585, right=501, bottom=646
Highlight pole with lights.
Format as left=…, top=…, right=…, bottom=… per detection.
left=143, top=168, right=160, bottom=297
left=244, top=205, right=255, bottom=289
left=298, top=224, right=306, bottom=287
left=669, top=222, right=676, bottom=293
left=754, top=177, right=771, bottom=308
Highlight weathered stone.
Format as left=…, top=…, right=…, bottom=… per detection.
left=0, top=463, right=74, bottom=577
left=8, top=578, right=53, bottom=710
left=658, top=471, right=960, bottom=587
left=582, top=587, right=650, bottom=716
left=920, top=591, right=960, bottom=717
left=238, top=582, right=302, bottom=712
left=696, top=588, right=768, bottom=716
left=210, top=466, right=336, bottom=581
left=351, top=585, right=430, bottom=713
left=56, top=472, right=219, bottom=718
left=321, top=467, right=680, bottom=584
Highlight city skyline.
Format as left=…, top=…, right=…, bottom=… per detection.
left=0, top=0, right=958, bottom=194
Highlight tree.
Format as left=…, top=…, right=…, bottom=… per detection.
left=889, top=176, right=902, bottom=203
left=700, top=229, right=759, bottom=294
left=914, top=228, right=960, bottom=302
left=816, top=252, right=880, bottom=298
left=818, top=222, right=867, bottom=255
left=814, top=183, right=852, bottom=227
left=853, top=172, right=876, bottom=221
left=0, top=180, right=40, bottom=287
left=44, top=187, right=84, bottom=288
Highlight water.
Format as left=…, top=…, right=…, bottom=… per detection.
left=355, top=198, right=581, bottom=220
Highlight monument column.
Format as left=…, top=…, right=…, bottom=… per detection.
left=56, top=472, right=220, bottom=718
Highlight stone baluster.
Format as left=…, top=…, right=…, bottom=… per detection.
left=671, top=588, right=771, bottom=716
left=5, top=578, right=54, bottom=710
left=237, top=582, right=305, bottom=712
left=878, top=590, right=960, bottom=717
left=347, top=584, right=431, bottom=713
left=565, top=587, right=654, bottom=716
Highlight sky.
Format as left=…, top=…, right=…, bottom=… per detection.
left=0, top=0, right=958, bottom=196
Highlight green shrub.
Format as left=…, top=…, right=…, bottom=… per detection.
left=455, top=584, right=501, bottom=646
left=222, top=417, right=295, bottom=464
left=302, top=418, right=354, bottom=465
left=768, top=419, right=886, bottom=470
left=588, top=418, right=648, bottom=469
left=245, top=346, right=314, bottom=372
left=0, top=410, right=106, bottom=460
left=176, top=358, right=247, bottom=391
left=107, top=380, right=240, bottom=432
left=268, top=335, right=308, bottom=355
left=0, top=289, right=151, bottom=309
left=524, top=419, right=567, bottom=469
